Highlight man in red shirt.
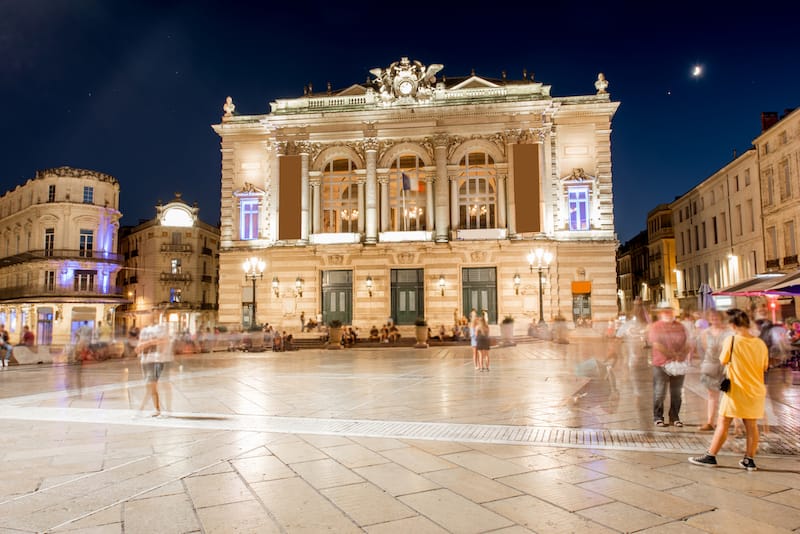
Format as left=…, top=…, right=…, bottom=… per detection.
left=648, top=301, right=689, bottom=427
left=21, top=325, right=35, bottom=346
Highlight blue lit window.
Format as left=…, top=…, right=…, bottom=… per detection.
left=83, top=186, right=94, bottom=204
left=568, top=186, right=590, bottom=231
left=239, top=198, right=259, bottom=240
left=170, top=288, right=182, bottom=303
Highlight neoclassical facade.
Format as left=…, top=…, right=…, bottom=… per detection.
left=0, top=167, right=125, bottom=346
left=117, top=194, right=220, bottom=334
left=213, top=58, right=620, bottom=332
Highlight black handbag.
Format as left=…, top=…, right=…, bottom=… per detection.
left=719, top=336, right=733, bottom=392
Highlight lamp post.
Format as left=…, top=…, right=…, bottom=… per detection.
left=242, top=257, right=265, bottom=327
left=528, top=248, right=553, bottom=325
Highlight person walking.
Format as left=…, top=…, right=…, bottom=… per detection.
left=470, top=313, right=480, bottom=370
left=689, top=308, right=769, bottom=471
left=136, top=322, right=174, bottom=417
left=697, top=310, right=732, bottom=431
left=648, top=301, right=689, bottom=427
left=475, top=317, right=491, bottom=371
left=0, top=323, right=12, bottom=367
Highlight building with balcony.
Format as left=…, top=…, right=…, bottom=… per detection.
left=645, top=204, right=676, bottom=307
left=0, top=166, right=125, bottom=346
left=213, top=58, right=620, bottom=333
left=616, top=230, right=648, bottom=315
left=671, top=149, right=763, bottom=310
left=117, top=194, right=219, bottom=334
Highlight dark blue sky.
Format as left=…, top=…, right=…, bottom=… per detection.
left=3, top=1, right=799, bottom=242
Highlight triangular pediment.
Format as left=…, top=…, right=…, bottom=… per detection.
left=450, top=76, right=500, bottom=90
left=337, top=84, right=369, bottom=96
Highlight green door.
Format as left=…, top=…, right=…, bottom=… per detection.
left=462, top=267, right=497, bottom=324
left=391, top=269, right=424, bottom=325
left=322, top=270, right=352, bottom=325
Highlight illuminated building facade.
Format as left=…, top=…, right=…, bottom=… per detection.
left=213, top=58, right=619, bottom=333
left=645, top=204, right=676, bottom=307
left=0, top=166, right=124, bottom=346
left=117, top=194, right=220, bottom=334
left=671, top=149, right=762, bottom=310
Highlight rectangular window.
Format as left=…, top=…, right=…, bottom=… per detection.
left=74, top=270, right=96, bottom=291
left=171, top=258, right=181, bottom=274
left=694, top=225, right=699, bottom=251
left=784, top=221, right=797, bottom=257
left=735, top=175, right=739, bottom=192
left=767, top=226, right=778, bottom=259
left=747, top=199, right=754, bottom=232
left=170, top=288, right=182, bottom=303
left=44, top=270, right=55, bottom=291
left=83, top=186, right=94, bottom=204
left=735, top=204, right=743, bottom=236
left=744, top=169, right=751, bottom=186
left=239, top=198, right=259, bottom=240
left=767, top=173, right=774, bottom=205
left=44, top=228, right=55, bottom=255
left=782, top=161, right=791, bottom=200
left=720, top=212, right=727, bottom=241
left=79, top=229, right=93, bottom=257
left=567, top=186, right=590, bottom=231
left=48, top=185, right=56, bottom=202
left=712, top=216, right=718, bottom=244
left=701, top=221, right=707, bottom=248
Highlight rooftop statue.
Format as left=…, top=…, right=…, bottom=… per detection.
left=595, top=73, right=609, bottom=95
left=369, top=57, right=443, bottom=102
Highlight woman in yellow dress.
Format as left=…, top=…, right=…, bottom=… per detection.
left=689, top=308, right=769, bottom=471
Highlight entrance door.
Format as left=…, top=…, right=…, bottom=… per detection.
left=37, top=307, right=54, bottom=345
left=573, top=294, right=592, bottom=323
left=391, top=269, right=424, bottom=325
left=322, top=270, right=352, bottom=325
left=462, top=267, right=497, bottom=323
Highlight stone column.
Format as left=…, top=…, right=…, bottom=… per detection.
left=379, top=176, right=390, bottom=232
left=497, top=173, right=507, bottom=229
left=298, top=147, right=310, bottom=243
left=357, top=179, right=365, bottom=235
left=505, top=131, right=518, bottom=237
left=364, top=140, right=378, bottom=244
left=433, top=134, right=450, bottom=242
left=311, top=176, right=321, bottom=234
left=450, top=175, right=459, bottom=231
left=425, top=176, right=434, bottom=232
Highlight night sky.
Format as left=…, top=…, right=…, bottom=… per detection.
left=3, top=1, right=799, bottom=242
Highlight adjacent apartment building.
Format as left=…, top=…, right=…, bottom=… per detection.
left=212, top=58, right=620, bottom=332
left=117, top=194, right=220, bottom=334
left=0, top=167, right=125, bottom=346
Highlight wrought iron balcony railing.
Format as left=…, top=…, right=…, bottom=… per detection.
left=160, top=244, right=193, bottom=253
left=0, top=284, right=124, bottom=300
left=159, top=272, right=192, bottom=283
left=0, top=249, right=124, bottom=267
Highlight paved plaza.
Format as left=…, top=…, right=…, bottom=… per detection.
left=0, top=337, right=799, bottom=533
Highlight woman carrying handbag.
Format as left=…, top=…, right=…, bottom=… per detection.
left=689, top=308, right=769, bottom=471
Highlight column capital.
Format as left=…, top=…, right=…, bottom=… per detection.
left=362, top=137, right=380, bottom=152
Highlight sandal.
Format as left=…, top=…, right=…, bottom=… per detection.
left=655, top=420, right=666, bottom=427
left=673, top=421, right=684, bottom=428
left=698, top=424, right=714, bottom=431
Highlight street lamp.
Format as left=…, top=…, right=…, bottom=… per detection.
left=242, top=257, right=265, bottom=326
left=527, top=248, right=553, bottom=325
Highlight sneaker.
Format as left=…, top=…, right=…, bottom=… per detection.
left=739, top=457, right=758, bottom=471
left=672, top=420, right=684, bottom=428
left=689, top=453, right=718, bottom=467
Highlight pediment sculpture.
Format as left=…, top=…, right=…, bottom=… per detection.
left=369, top=57, right=443, bottom=103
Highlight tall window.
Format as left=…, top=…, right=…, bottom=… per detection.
left=321, top=158, right=359, bottom=233
left=766, top=226, right=778, bottom=259
left=44, top=270, right=55, bottom=291
left=171, top=259, right=181, bottom=274
left=239, top=197, right=259, bottom=240
left=747, top=199, right=754, bottom=232
left=74, top=270, right=95, bottom=291
left=744, top=169, right=751, bottom=186
left=567, top=186, right=590, bottom=231
left=83, top=186, right=94, bottom=204
left=782, top=161, right=792, bottom=200
left=48, top=185, right=56, bottom=202
left=735, top=205, right=743, bottom=236
left=457, top=152, right=496, bottom=229
left=79, top=229, right=93, bottom=257
left=170, top=288, right=182, bottom=303
left=766, top=172, right=774, bottom=205
left=784, top=221, right=797, bottom=258
left=44, top=228, right=54, bottom=255
left=389, top=155, right=426, bottom=231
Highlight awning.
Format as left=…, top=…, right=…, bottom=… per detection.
left=764, top=269, right=800, bottom=295
left=714, top=273, right=788, bottom=296
left=572, top=281, right=592, bottom=294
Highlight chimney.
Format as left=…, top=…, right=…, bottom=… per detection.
left=761, top=111, right=779, bottom=132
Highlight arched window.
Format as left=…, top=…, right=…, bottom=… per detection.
left=322, top=158, right=359, bottom=233
left=389, top=155, right=426, bottom=231
left=457, top=152, right=496, bottom=229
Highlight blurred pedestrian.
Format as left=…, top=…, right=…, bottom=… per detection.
left=475, top=316, right=491, bottom=371
left=689, top=308, right=769, bottom=471
left=136, top=323, right=174, bottom=417
left=697, top=310, right=732, bottom=431
left=648, top=301, right=689, bottom=427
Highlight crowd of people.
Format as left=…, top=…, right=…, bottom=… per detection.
left=612, top=298, right=798, bottom=472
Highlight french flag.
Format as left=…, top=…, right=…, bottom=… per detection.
left=401, top=173, right=424, bottom=192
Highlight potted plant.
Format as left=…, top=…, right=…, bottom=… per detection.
left=328, top=319, right=343, bottom=349
left=414, top=317, right=429, bottom=348
left=500, top=315, right=516, bottom=346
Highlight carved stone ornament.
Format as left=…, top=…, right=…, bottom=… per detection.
left=296, top=140, right=322, bottom=158
left=223, top=96, right=235, bottom=117
left=35, top=166, right=117, bottom=183
left=328, top=254, right=344, bottom=265
left=470, top=250, right=487, bottom=262
left=397, top=251, right=415, bottom=264
left=564, top=168, right=589, bottom=181
left=369, top=57, right=444, bottom=103
left=594, top=73, right=609, bottom=94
